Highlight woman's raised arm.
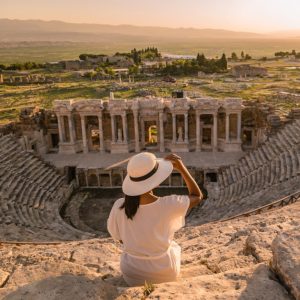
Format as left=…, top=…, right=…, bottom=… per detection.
left=165, top=154, right=203, bottom=209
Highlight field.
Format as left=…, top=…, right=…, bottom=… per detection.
left=2, top=39, right=300, bottom=64
left=1, top=57, right=300, bottom=125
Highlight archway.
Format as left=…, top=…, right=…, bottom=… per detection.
left=148, top=125, right=157, bottom=144
left=88, top=174, right=99, bottom=187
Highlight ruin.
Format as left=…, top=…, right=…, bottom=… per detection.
left=0, top=92, right=299, bottom=299
left=231, top=64, right=268, bottom=77
left=53, top=97, right=244, bottom=155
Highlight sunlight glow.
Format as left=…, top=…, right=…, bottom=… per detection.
left=1, top=0, right=300, bottom=32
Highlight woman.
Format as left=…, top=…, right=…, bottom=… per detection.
left=107, top=152, right=203, bottom=286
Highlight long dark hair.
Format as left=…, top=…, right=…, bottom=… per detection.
left=120, top=195, right=140, bottom=220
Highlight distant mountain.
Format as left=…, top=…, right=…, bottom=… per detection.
left=0, top=19, right=265, bottom=42
left=268, top=30, right=300, bottom=38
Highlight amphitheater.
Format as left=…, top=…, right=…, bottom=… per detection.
left=0, top=94, right=299, bottom=299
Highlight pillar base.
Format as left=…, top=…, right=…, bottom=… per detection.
left=218, top=139, right=242, bottom=152
left=111, top=142, right=129, bottom=154
left=59, top=141, right=82, bottom=154
left=170, top=142, right=189, bottom=153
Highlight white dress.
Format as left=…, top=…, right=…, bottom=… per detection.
left=107, top=195, right=190, bottom=286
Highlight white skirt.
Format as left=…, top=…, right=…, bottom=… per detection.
left=120, top=241, right=181, bottom=286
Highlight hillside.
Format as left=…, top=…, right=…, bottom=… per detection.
left=1, top=19, right=300, bottom=63
left=0, top=19, right=264, bottom=42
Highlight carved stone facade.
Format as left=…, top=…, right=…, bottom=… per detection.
left=53, top=97, right=244, bottom=154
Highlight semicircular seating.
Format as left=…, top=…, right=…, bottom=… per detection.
left=190, top=119, right=300, bottom=225
left=0, top=134, right=94, bottom=242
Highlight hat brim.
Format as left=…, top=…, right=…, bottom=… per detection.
left=122, top=158, right=173, bottom=196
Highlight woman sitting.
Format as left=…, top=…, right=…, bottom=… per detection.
left=107, top=152, right=203, bottom=286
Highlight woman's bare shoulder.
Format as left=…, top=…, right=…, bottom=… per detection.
left=113, top=198, right=125, bottom=209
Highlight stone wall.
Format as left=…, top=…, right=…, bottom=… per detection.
left=53, top=97, right=245, bottom=154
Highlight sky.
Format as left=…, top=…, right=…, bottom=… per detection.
left=1, top=0, right=300, bottom=33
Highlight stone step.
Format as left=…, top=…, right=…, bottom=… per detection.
left=258, top=147, right=268, bottom=164
left=268, top=138, right=281, bottom=156
left=284, top=124, right=299, bottom=144
left=280, top=129, right=294, bottom=147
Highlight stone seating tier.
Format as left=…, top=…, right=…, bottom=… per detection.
left=0, top=134, right=94, bottom=241
left=193, top=119, right=300, bottom=224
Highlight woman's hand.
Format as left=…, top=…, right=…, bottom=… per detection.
left=164, top=153, right=184, bottom=171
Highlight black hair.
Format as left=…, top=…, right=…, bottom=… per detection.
left=120, top=194, right=140, bottom=220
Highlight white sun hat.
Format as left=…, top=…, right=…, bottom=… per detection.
left=122, top=152, right=173, bottom=196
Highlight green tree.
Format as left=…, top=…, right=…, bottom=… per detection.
left=105, top=67, right=115, bottom=76
left=129, top=65, right=139, bottom=75
left=241, top=51, right=245, bottom=59
left=131, top=48, right=141, bottom=65
left=231, top=52, right=238, bottom=60
left=196, top=53, right=206, bottom=66
left=217, top=53, right=227, bottom=70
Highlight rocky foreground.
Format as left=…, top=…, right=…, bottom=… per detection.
left=0, top=201, right=299, bottom=300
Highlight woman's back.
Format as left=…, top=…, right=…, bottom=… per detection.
left=107, top=194, right=190, bottom=285
left=108, top=195, right=189, bottom=257
left=107, top=152, right=203, bottom=286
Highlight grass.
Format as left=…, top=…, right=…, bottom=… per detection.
left=2, top=39, right=300, bottom=64
left=142, top=281, right=155, bottom=298
left=0, top=59, right=300, bottom=125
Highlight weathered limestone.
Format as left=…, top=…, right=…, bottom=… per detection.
left=231, top=64, right=268, bottom=77
left=53, top=97, right=244, bottom=154
left=133, top=111, right=140, bottom=152
left=196, top=112, right=201, bottom=151
left=57, top=115, right=64, bottom=143
left=272, top=229, right=300, bottom=300
left=169, top=98, right=190, bottom=152
left=54, top=100, right=106, bottom=154
left=159, top=110, right=165, bottom=152
left=0, top=134, right=92, bottom=242
left=98, top=113, right=104, bottom=152
left=193, top=119, right=300, bottom=225
left=67, top=114, right=75, bottom=144
left=0, top=269, right=9, bottom=287
left=0, top=199, right=299, bottom=299
left=81, top=115, right=88, bottom=153
left=213, top=113, right=218, bottom=151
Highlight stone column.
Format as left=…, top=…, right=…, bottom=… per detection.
left=172, top=113, right=176, bottom=143
left=226, top=113, right=230, bottom=143
left=68, top=114, right=75, bottom=144
left=76, top=173, right=80, bottom=186
left=159, top=111, right=165, bottom=152
left=61, top=115, right=66, bottom=142
left=213, top=113, right=218, bottom=151
left=109, top=171, right=113, bottom=187
left=96, top=169, right=100, bottom=187
left=84, top=169, right=88, bottom=187
left=57, top=114, right=64, bottom=143
left=196, top=112, right=201, bottom=151
left=98, top=113, right=104, bottom=152
left=122, top=113, right=128, bottom=143
left=237, top=112, right=242, bottom=142
left=140, top=119, right=145, bottom=148
left=81, top=115, right=88, bottom=153
left=133, top=110, right=140, bottom=152
left=111, top=115, right=116, bottom=143
left=184, top=113, right=188, bottom=143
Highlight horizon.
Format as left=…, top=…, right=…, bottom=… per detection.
left=1, top=0, right=300, bottom=33
left=1, top=18, right=300, bottom=36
